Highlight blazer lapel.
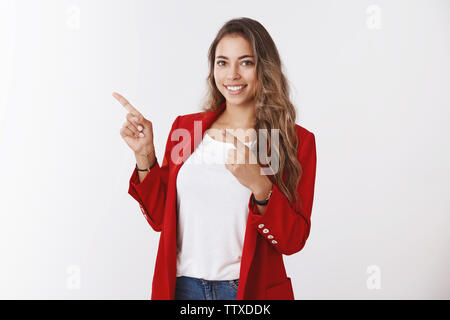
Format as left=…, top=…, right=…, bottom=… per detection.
left=172, top=101, right=227, bottom=178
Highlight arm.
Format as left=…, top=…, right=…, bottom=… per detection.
left=128, top=116, right=181, bottom=232
left=134, top=151, right=157, bottom=183
left=247, top=131, right=317, bottom=255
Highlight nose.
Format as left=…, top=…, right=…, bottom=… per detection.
left=226, top=63, right=240, bottom=80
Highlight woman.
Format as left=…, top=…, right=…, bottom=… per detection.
left=114, top=17, right=317, bottom=300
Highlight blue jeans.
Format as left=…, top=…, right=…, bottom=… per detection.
left=175, top=276, right=239, bottom=300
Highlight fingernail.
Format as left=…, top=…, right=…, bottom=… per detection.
left=138, top=125, right=143, bottom=131
left=139, top=132, right=144, bottom=137
left=133, top=117, right=139, bottom=122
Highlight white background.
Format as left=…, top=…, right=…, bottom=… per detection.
left=0, top=0, right=449, bottom=299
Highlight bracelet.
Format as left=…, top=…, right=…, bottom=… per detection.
left=136, top=157, right=157, bottom=172
left=252, top=184, right=273, bottom=206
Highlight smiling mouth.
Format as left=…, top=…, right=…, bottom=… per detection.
left=224, top=84, right=247, bottom=94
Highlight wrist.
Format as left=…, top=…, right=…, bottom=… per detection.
left=135, top=151, right=156, bottom=169
left=135, top=151, right=155, bottom=165
left=135, top=149, right=154, bottom=157
left=252, top=177, right=273, bottom=201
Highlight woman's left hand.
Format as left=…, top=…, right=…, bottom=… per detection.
left=221, top=129, right=272, bottom=196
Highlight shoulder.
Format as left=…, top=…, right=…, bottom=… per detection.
left=178, top=110, right=209, bottom=122
left=295, top=124, right=315, bottom=142
left=170, top=110, right=212, bottom=127
left=294, top=124, right=316, bottom=158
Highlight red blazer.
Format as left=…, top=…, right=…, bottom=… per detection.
left=128, top=102, right=317, bottom=300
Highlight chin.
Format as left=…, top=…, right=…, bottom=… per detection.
left=227, top=95, right=247, bottom=102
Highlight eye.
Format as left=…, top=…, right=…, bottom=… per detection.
left=216, top=60, right=254, bottom=67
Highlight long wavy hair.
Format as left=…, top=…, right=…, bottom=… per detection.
left=200, top=17, right=303, bottom=210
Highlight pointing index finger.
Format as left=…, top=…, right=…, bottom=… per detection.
left=112, top=92, right=142, bottom=117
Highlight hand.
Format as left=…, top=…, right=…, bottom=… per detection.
left=221, top=129, right=272, bottom=194
left=113, top=92, right=155, bottom=157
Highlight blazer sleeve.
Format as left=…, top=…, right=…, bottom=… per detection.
left=248, top=131, right=317, bottom=255
left=128, top=115, right=181, bottom=232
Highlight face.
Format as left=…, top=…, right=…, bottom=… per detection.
left=214, top=34, right=257, bottom=107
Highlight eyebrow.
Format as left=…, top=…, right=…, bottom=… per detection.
left=215, top=55, right=254, bottom=60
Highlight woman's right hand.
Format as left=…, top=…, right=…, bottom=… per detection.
left=113, top=92, right=155, bottom=157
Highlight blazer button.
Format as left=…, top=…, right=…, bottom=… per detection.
left=271, top=240, right=278, bottom=244
left=258, top=224, right=264, bottom=229
left=263, top=228, right=269, bottom=233
left=267, top=235, right=274, bottom=239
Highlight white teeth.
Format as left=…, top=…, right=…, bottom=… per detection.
left=226, top=85, right=245, bottom=91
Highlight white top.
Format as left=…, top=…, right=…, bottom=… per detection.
left=175, top=132, right=257, bottom=280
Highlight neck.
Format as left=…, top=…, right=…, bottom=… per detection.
left=220, top=100, right=256, bottom=129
